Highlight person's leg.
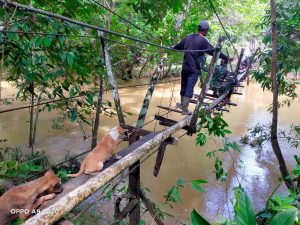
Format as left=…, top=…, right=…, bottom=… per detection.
left=180, top=70, right=188, bottom=97
left=177, top=70, right=188, bottom=107
left=182, top=73, right=198, bottom=114
left=185, top=73, right=198, bottom=98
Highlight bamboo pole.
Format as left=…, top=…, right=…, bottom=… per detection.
left=23, top=116, right=192, bottom=225
left=189, top=36, right=226, bottom=132
left=136, top=58, right=164, bottom=128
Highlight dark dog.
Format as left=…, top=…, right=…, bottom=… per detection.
left=0, top=170, right=63, bottom=225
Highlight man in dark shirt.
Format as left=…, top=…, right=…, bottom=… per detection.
left=173, top=20, right=233, bottom=114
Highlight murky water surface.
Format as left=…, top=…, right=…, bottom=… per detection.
left=0, top=79, right=299, bottom=223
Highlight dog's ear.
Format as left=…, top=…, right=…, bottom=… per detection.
left=44, top=168, right=54, bottom=176
left=117, top=126, right=126, bottom=133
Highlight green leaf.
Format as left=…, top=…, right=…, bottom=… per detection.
left=191, top=179, right=208, bottom=185
left=293, top=164, right=300, bottom=175
left=70, top=110, right=77, bottom=122
left=43, top=36, right=52, bottom=47
left=190, top=183, right=205, bottom=193
left=268, top=208, right=297, bottom=225
left=30, top=165, right=43, bottom=172
left=234, top=188, right=256, bottom=225
left=86, top=93, right=94, bottom=105
left=70, top=87, right=75, bottom=97
left=176, top=178, right=186, bottom=187
left=191, top=209, right=211, bottom=225
left=35, top=37, right=43, bottom=47
left=66, top=52, right=74, bottom=67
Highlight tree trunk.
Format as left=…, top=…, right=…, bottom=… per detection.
left=28, top=82, right=35, bottom=151
left=175, top=0, right=192, bottom=31
left=32, top=87, right=45, bottom=145
left=138, top=56, right=151, bottom=79
left=91, top=79, right=104, bottom=149
left=269, top=0, right=295, bottom=190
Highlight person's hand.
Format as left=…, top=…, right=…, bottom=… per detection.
left=228, top=57, right=235, bottom=62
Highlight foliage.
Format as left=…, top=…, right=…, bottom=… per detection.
left=253, top=0, right=299, bottom=102
left=244, top=123, right=300, bottom=148
left=189, top=186, right=299, bottom=225
left=0, top=151, right=48, bottom=181
left=191, top=209, right=211, bottom=225
left=233, top=187, right=256, bottom=225
left=196, top=109, right=231, bottom=146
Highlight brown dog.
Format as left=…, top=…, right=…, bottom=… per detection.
left=0, top=170, right=63, bottom=225
left=68, top=126, right=126, bottom=177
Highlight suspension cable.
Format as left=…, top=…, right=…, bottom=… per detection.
left=0, top=1, right=178, bottom=52
left=207, top=0, right=238, bottom=55
left=0, top=78, right=181, bottom=114
left=5, top=30, right=162, bottom=53
left=1, top=1, right=216, bottom=53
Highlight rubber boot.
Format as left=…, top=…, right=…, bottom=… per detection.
left=176, top=96, right=183, bottom=108
left=181, top=96, right=191, bottom=115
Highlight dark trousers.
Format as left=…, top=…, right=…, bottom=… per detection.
left=180, top=70, right=199, bottom=98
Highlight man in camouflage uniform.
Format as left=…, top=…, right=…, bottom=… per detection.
left=210, top=59, right=236, bottom=97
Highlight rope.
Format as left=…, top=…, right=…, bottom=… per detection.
left=207, top=0, right=238, bottom=55
left=0, top=1, right=214, bottom=53
left=0, top=78, right=181, bottom=114
left=5, top=31, right=162, bottom=53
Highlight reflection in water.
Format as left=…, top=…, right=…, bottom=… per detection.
left=0, top=80, right=299, bottom=223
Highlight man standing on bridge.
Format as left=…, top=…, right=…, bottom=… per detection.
left=172, top=20, right=233, bottom=115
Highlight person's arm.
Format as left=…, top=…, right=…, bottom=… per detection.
left=203, top=38, right=231, bottom=61
left=172, top=38, right=185, bottom=50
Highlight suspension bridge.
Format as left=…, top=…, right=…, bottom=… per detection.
left=0, top=0, right=255, bottom=224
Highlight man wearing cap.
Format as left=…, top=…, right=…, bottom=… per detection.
left=172, top=20, right=233, bottom=115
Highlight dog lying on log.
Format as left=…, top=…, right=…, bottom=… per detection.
left=0, top=170, right=63, bottom=225
left=68, top=126, right=127, bottom=177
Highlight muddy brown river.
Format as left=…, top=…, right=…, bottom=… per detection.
left=0, top=79, right=299, bottom=224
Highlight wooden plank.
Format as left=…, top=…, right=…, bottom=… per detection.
left=113, top=199, right=139, bottom=225
left=154, top=115, right=194, bottom=132
left=189, top=99, right=209, bottom=105
left=120, top=124, right=151, bottom=136
left=232, top=92, right=243, bottom=95
left=153, top=142, right=168, bottom=177
left=226, top=102, right=237, bottom=106
left=216, top=107, right=230, bottom=112
left=157, top=105, right=183, bottom=114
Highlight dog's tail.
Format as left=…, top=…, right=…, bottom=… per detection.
left=67, top=162, right=85, bottom=177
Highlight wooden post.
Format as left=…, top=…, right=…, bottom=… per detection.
left=189, top=36, right=226, bottom=134
left=91, top=78, right=104, bottom=149
left=128, top=132, right=140, bottom=224
left=136, top=58, right=164, bottom=128
left=234, top=48, right=245, bottom=78
left=140, top=191, right=165, bottom=225
left=99, top=32, right=125, bottom=124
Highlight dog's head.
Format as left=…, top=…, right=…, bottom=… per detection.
left=110, top=126, right=128, bottom=140
left=43, top=170, right=63, bottom=194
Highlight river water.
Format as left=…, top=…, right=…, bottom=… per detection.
left=0, top=79, right=299, bottom=223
